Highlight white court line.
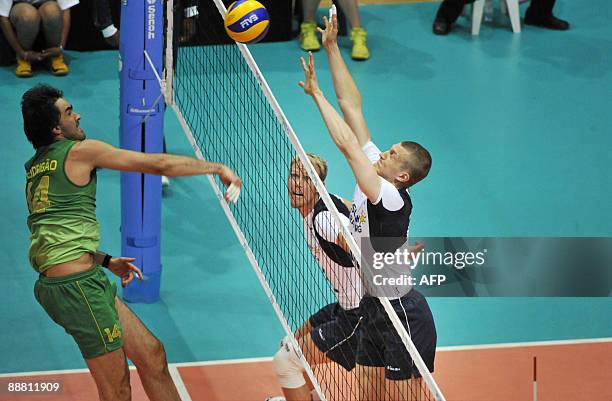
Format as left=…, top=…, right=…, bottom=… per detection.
left=170, top=356, right=273, bottom=368
left=437, top=337, right=612, bottom=352
left=0, top=366, right=136, bottom=378
left=1, top=337, right=610, bottom=378
left=169, top=365, right=193, bottom=401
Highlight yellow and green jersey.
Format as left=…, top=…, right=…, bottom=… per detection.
left=25, top=140, right=99, bottom=273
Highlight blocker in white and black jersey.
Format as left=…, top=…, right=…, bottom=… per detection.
left=350, top=142, right=437, bottom=380
left=303, top=194, right=363, bottom=371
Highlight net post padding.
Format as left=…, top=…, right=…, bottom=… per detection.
left=164, top=0, right=174, bottom=105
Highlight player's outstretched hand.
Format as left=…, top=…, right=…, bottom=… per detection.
left=220, top=165, right=242, bottom=204
left=299, top=52, right=321, bottom=97
left=318, top=14, right=338, bottom=49
left=108, top=257, right=144, bottom=288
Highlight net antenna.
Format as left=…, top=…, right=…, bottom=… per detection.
left=164, top=1, right=445, bottom=400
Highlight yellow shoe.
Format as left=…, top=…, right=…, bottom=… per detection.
left=50, top=55, right=69, bottom=76
left=300, top=21, right=320, bottom=52
left=350, top=27, right=370, bottom=61
left=15, top=58, right=33, bottom=78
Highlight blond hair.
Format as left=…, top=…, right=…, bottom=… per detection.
left=291, top=153, right=328, bottom=181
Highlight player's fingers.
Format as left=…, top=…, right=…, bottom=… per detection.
left=298, top=81, right=305, bottom=88
left=122, top=272, right=133, bottom=288
left=130, top=264, right=144, bottom=281
left=308, top=52, right=315, bottom=69
left=227, top=184, right=240, bottom=204
left=300, top=57, right=307, bottom=71
left=322, top=15, right=328, bottom=29
left=230, top=186, right=241, bottom=204
left=317, top=27, right=324, bottom=35
left=122, top=257, right=137, bottom=263
left=413, top=241, right=425, bottom=252
left=227, top=184, right=237, bottom=199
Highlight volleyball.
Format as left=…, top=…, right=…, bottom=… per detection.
left=224, top=0, right=270, bottom=44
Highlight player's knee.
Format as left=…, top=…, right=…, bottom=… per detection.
left=141, top=339, right=169, bottom=376
left=272, top=336, right=306, bottom=389
left=38, top=1, right=61, bottom=19
left=11, top=6, right=40, bottom=26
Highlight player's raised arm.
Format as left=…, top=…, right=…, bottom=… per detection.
left=319, top=13, right=371, bottom=147
left=70, top=139, right=241, bottom=203
left=299, top=52, right=381, bottom=203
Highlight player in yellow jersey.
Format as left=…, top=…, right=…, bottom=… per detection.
left=22, top=84, right=242, bottom=401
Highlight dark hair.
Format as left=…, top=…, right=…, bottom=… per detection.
left=400, top=141, right=432, bottom=187
left=21, top=84, right=64, bottom=149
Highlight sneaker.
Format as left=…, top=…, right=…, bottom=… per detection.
left=50, top=55, right=69, bottom=76
left=350, top=27, right=369, bottom=60
left=300, top=21, right=320, bottom=52
left=15, top=58, right=33, bottom=78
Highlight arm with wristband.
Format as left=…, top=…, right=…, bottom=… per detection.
left=94, top=251, right=144, bottom=288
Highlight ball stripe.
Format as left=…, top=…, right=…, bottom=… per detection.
left=226, top=8, right=269, bottom=33
left=225, top=1, right=264, bottom=25
left=226, top=0, right=246, bottom=13
left=226, top=20, right=269, bottom=43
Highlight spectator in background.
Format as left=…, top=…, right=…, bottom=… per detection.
left=300, top=0, right=369, bottom=61
left=92, top=0, right=118, bottom=48
left=0, top=0, right=78, bottom=77
left=432, top=0, right=569, bottom=36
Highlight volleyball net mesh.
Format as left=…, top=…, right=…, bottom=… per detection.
left=166, top=1, right=444, bottom=400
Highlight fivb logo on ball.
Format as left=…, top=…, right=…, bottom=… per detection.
left=240, top=14, right=259, bottom=29
left=224, top=0, right=270, bottom=44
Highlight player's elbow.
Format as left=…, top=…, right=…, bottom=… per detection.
left=149, top=154, right=171, bottom=176
left=338, top=137, right=360, bottom=157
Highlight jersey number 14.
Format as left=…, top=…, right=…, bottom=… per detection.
left=26, top=176, right=51, bottom=213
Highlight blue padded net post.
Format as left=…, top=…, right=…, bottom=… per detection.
left=118, top=0, right=164, bottom=303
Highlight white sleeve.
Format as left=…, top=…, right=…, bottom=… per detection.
left=314, top=211, right=350, bottom=243
left=0, top=0, right=12, bottom=17
left=362, top=141, right=382, bottom=164
left=57, top=0, right=79, bottom=10
left=372, top=179, right=405, bottom=212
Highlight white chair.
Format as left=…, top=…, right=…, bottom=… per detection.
left=472, top=0, right=521, bottom=35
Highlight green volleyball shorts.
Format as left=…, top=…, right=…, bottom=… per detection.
left=34, top=266, right=123, bottom=359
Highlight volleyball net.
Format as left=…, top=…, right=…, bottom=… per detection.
left=163, top=1, right=445, bottom=400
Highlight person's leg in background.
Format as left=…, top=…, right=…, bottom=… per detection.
left=524, top=0, right=569, bottom=30
left=433, top=0, right=474, bottom=35
left=300, top=0, right=369, bottom=60
left=300, top=0, right=322, bottom=51
left=335, top=0, right=369, bottom=61
left=7, top=3, right=40, bottom=77
left=38, top=1, right=68, bottom=75
left=92, top=0, right=119, bottom=48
